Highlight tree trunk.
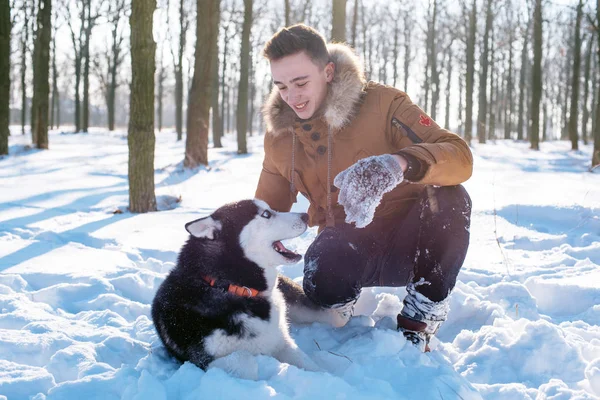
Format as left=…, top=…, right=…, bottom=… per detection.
left=248, top=49, right=255, bottom=136
left=593, top=0, right=600, bottom=167
left=530, top=0, right=542, bottom=150
left=49, top=23, right=56, bottom=129
left=185, top=0, right=219, bottom=167
left=74, top=51, right=81, bottom=132
left=331, top=0, right=346, bottom=43
left=31, top=0, right=51, bottom=149
left=444, top=47, right=452, bottom=130
left=128, top=0, right=157, bottom=213
left=568, top=0, right=583, bottom=151
left=517, top=27, right=528, bottom=141
left=107, top=3, right=124, bottom=132
left=0, top=0, right=10, bottom=155
left=427, top=0, right=439, bottom=120
left=211, top=26, right=222, bottom=147
left=220, top=23, right=229, bottom=137
left=582, top=36, right=593, bottom=145
left=542, top=102, right=548, bottom=141
left=592, top=48, right=598, bottom=144
left=458, top=69, right=464, bottom=135
left=351, top=0, right=358, bottom=47
left=69, top=5, right=85, bottom=133
left=561, top=37, right=572, bottom=141
left=175, top=0, right=187, bottom=141
left=477, top=0, right=492, bottom=144
left=489, top=25, right=496, bottom=140
left=505, top=28, right=514, bottom=139
left=236, top=0, right=251, bottom=154
left=20, top=2, right=29, bottom=135
left=464, top=0, right=476, bottom=144
left=392, top=22, right=399, bottom=87
left=157, top=57, right=164, bottom=132
left=82, top=0, right=92, bottom=133
left=284, top=0, right=290, bottom=26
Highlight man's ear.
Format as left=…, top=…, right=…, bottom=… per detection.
left=325, top=61, right=335, bottom=82
left=185, top=216, right=222, bottom=239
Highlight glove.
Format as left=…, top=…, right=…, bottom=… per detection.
left=334, top=154, right=404, bottom=228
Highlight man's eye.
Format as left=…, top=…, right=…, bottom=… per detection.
left=261, top=210, right=272, bottom=219
left=277, top=86, right=287, bottom=91
left=297, top=82, right=307, bottom=87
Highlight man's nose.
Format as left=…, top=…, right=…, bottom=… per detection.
left=286, top=87, right=298, bottom=103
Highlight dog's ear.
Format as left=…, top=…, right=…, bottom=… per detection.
left=185, top=216, right=222, bottom=239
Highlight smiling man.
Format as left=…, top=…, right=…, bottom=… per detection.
left=255, top=24, right=473, bottom=352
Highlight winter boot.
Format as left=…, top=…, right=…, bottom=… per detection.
left=397, top=282, right=450, bottom=352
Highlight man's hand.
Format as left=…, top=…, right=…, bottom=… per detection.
left=334, top=154, right=405, bottom=228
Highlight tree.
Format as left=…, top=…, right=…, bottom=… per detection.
left=350, top=0, right=358, bottom=47
left=66, top=1, right=86, bottom=132
left=477, top=0, right=493, bottom=144
left=582, top=35, right=594, bottom=145
left=185, top=0, right=219, bottom=168
left=211, top=24, right=222, bottom=147
left=517, top=21, right=529, bottom=141
left=20, top=0, right=32, bottom=135
left=568, top=0, right=584, bottom=151
left=128, top=0, right=157, bottom=213
left=105, top=0, right=126, bottom=132
left=424, top=0, right=440, bottom=119
left=402, top=4, right=415, bottom=93
left=285, top=0, right=290, bottom=26
left=464, top=0, right=476, bottom=144
left=504, top=0, right=515, bottom=139
left=593, top=0, right=600, bottom=167
left=31, top=0, right=51, bottom=149
left=236, top=0, right=252, bottom=154
left=530, top=0, right=542, bottom=150
left=82, top=0, right=100, bottom=133
left=0, top=0, right=10, bottom=155
left=50, top=14, right=59, bottom=129
left=331, top=0, right=346, bottom=42
left=171, top=0, right=190, bottom=141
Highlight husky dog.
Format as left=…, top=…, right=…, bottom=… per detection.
left=151, top=199, right=343, bottom=373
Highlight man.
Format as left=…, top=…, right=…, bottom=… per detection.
left=255, top=24, right=472, bottom=352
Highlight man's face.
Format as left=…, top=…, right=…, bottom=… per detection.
left=270, top=51, right=334, bottom=120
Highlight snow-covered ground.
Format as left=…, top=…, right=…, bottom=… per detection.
left=1, top=127, right=599, bottom=400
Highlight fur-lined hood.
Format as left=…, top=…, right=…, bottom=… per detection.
left=262, top=43, right=367, bottom=133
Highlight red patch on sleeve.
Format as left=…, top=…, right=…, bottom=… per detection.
left=419, top=115, right=432, bottom=127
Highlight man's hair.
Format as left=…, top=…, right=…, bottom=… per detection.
left=262, top=24, right=330, bottom=67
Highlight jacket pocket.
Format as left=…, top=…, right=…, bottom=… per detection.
left=292, top=170, right=312, bottom=203
left=391, top=117, right=424, bottom=149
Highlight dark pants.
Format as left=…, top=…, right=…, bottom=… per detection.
left=303, top=185, right=472, bottom=305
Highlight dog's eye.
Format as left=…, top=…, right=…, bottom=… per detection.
left=261, top=210, right=272, bottom=219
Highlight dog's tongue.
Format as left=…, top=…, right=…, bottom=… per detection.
left=273, top=241, right=288, bottom=252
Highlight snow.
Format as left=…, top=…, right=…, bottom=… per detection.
left=1, top=128, right=599, bottom=399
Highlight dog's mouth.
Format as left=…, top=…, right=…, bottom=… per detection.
left=272, top=240, right=302, bottom=262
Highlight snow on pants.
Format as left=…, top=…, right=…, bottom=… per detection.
left=303, top=185, right=472, bottom=305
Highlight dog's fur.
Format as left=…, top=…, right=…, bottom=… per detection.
left=151, top=199, right=343, bottom=372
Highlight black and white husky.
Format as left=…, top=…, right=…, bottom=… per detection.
left=151, top=199, right=344, bottom=374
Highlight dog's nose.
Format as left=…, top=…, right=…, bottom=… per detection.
left=300, top=213, right=309, bottom=224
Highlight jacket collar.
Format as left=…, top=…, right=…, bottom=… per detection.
left=263, top=43, right=367, bottom=134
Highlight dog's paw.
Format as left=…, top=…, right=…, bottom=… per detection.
left=208, top=351, right=259, bottom=380
left=275, top=345, right=322, bottom=372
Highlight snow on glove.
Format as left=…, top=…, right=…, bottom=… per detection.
left=334, top=154, right=404, bottom=228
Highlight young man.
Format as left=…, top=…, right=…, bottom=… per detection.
left=255, top=24, right=473, bottom=352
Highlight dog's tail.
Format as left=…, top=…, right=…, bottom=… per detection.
left=277, top=275, right=349, bottom=328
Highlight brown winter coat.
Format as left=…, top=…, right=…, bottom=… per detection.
left=255, top=43, right=473, bottom=231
